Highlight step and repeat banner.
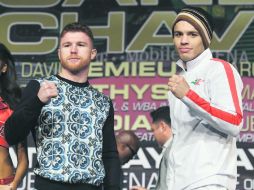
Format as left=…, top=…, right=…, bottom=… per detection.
left=1, top=0, right=254, bottom=189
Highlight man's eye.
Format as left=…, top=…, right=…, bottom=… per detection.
left=78, top=43, right=86, bottom=47
left=191, top=33, right=198, bottom=37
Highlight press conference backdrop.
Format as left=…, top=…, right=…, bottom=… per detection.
left=1, top=0, right=254, bottom=189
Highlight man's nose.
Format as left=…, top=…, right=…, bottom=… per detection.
left=71, top=45, right=78, bottom=53
left=180, top=35, right=189, bottom=44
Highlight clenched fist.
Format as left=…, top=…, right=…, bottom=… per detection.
left=168, top=74, right=190, bottom=99
left=37, top=81, right=58, bottom=103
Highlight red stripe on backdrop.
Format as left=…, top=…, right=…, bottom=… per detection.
left=186, top=58, right=242, bottom=125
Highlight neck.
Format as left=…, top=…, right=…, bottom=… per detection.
left=58, top=69, right=89, bottom=83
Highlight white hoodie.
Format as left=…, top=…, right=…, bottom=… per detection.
left=167, top=49, right=243, bottom=190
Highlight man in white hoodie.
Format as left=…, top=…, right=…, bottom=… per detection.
left=167, top=6, right=243, bottom=190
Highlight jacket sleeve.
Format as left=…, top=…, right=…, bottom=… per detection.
left=4, top=80, right=44, bottom=145
left=181, top=59, right=243, bottom=137
left=102, top=100, right=121, bottom=190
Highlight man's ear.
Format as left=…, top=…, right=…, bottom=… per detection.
left=161, top=121, right=171, bottom=132
left=160, top=121, right=166, bottom=131
left=91, top=49, right=97, bottom=60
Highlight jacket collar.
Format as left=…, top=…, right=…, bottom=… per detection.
left=176, top=48, right=212, bottom=72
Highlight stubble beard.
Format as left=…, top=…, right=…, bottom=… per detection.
left=61, top=60, right=90, bottom=75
